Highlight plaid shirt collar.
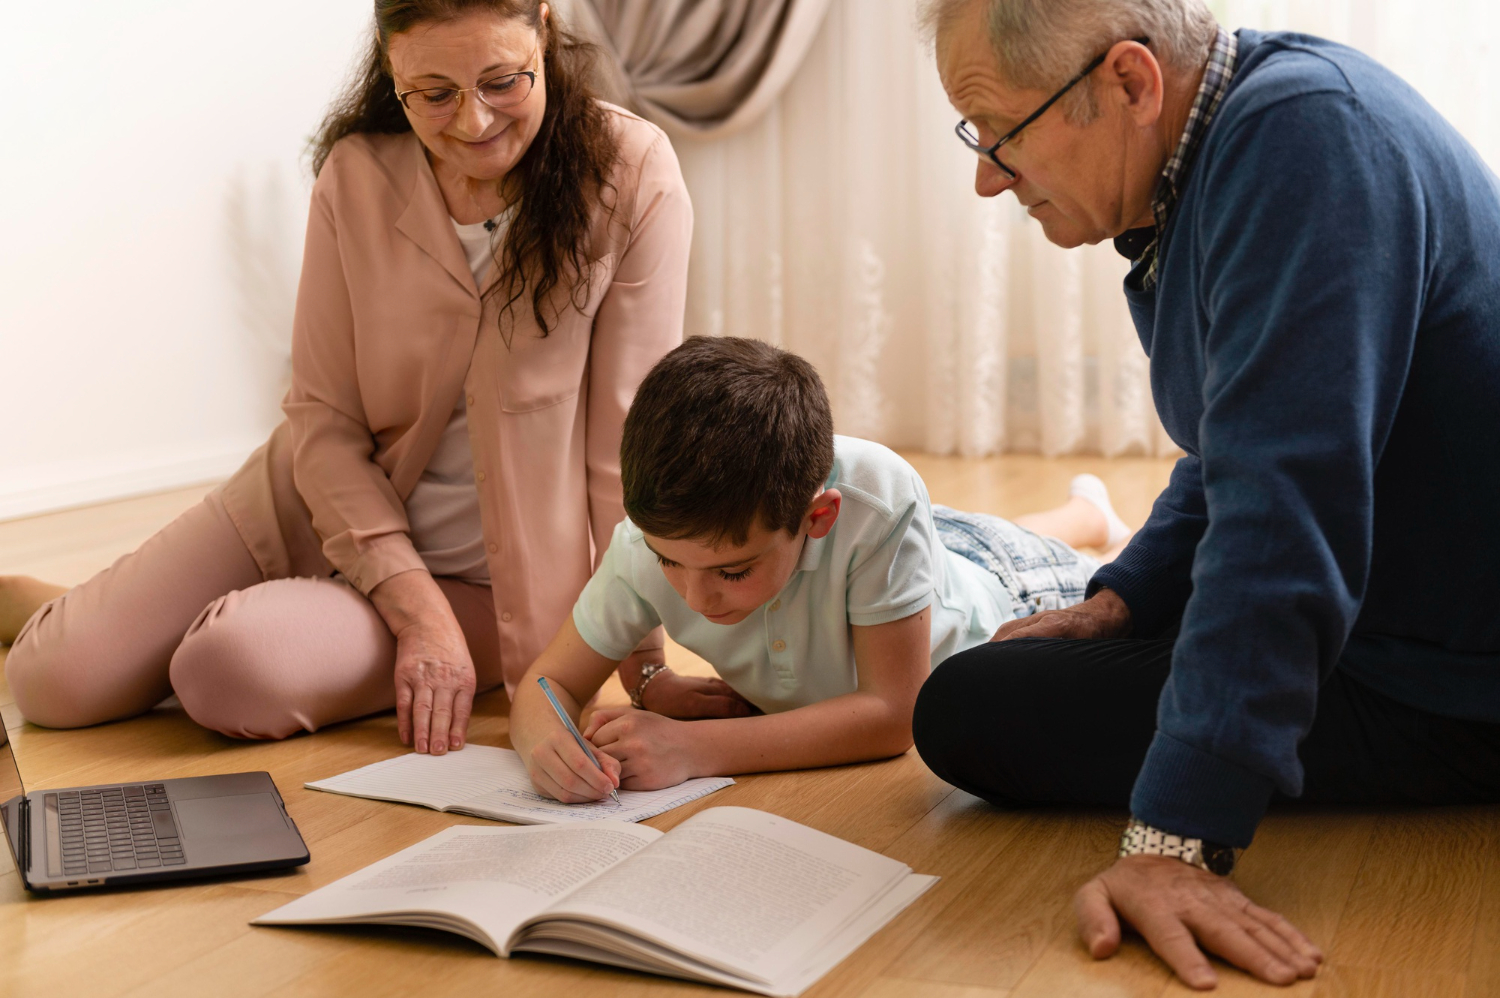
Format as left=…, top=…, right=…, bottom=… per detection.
left=1119, top=27, right=1239, bottom=288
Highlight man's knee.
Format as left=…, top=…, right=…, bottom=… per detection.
left=917, top=637, right=1170, bottom=808
left=913, top=641, right=1046, bottom=805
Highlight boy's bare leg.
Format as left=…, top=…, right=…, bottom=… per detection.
left=1014, top=499, right=1111, bottom=550
left=0, top=576, right=69, bottom=645
left=1014, top=474, right=1132, bottom=553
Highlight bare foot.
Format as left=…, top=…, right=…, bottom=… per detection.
left=0, top=576, right=67, bottom=645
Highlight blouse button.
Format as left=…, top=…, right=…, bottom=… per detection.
left=476, top=470, right=487, bottom=483
left=466, top=394, right=475, bottom=407
left=772, top=640, right=786, bottom=653
left=501, top=612, right=513, bottom=623
left=488, top=542, right=498, bottom=553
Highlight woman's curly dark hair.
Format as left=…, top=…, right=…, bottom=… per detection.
left=311, top=0, right=619, bottom=337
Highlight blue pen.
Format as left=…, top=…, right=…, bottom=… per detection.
left=536, top=676, right=620, bottom=804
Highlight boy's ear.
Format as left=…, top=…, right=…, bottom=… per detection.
left=804, top=489, right=842, bottom=540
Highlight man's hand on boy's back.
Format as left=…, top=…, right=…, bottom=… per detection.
left=585, top=708, right=702, bottom=791
left=643, top=672, right=760, bottom=719
left=990, top=588, right=1133, bottom=643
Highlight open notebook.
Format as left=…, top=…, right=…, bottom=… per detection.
left=253, top=806, right=936, bottom=996
left=305, top=744, right=733, bottom=824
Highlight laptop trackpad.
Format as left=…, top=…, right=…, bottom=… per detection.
left=176, top=793, right=288, bottom=841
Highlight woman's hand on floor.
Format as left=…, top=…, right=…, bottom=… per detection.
left=369, top=569, right=476, bottom=755
left=1075, top=854, right=1322, bottom=989
left=991, top=587, right=1133, bottom=643
left=391, top=622, right=477, bottom=755
left=643, top=671, right=760, bottom=719
left=585, top=708, right=699, bottom=790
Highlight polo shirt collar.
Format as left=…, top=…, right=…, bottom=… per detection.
left=795, top=532, right=826, bottom=573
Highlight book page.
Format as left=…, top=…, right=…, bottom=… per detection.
left=253, top=822, right=661, bottom=954
left=524, top=806, right=914, bottom=983
left=305, top=745, right=513, bottom=811
left=306, top=745, right=735, bottom=824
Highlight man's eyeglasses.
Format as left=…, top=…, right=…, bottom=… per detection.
left=397, top=60, right=538, bottom=119
left=956, top=37, right=1150, bottom=180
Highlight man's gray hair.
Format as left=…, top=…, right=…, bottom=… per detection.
left=920, top=0, right=1219, bottom=121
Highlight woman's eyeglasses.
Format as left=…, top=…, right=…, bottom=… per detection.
left=396, top=63, right=537, bottom=119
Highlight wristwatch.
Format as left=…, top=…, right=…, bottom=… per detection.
left=1118, top=817, right=1238, bottom=876
left=628, top=662, right=671, bottom=710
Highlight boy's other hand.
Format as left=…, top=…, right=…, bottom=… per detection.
left=991, top=587, right=1132, bottom=643
left=643, top=672, right=760, bottom=719
left=525, top=728, right=622, bottom=803
left=585, top=708, right=699, bottom=790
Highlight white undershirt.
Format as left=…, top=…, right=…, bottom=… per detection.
left=403, top=213, right=508, bottom=583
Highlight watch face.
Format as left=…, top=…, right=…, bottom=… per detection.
left=1204, top=843, right=1237, bottom=876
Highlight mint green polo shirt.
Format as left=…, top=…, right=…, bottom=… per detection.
left=571, top=436, right=1013, bottom=714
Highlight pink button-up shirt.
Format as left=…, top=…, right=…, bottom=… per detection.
left=219, top=104, right=691, bottom=691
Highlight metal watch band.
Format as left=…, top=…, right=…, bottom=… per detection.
left=1118, top=817, right=1237, bottom=876
left=629, top=662, right=671, bottom=710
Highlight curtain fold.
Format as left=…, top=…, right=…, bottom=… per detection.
left=563, top=0, right=835, bottom=140
left=670, top=0, right=1178, bottom=457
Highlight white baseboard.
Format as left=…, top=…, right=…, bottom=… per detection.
left=0, top=437, right=267, bottom=522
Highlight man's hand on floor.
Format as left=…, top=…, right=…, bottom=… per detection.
left=1074, top=854, right=1323, bottom=989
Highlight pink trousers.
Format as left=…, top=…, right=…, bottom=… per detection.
left=4, top=491, right=504, bottom=739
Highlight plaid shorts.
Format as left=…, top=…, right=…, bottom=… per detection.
left=933, top=505, right=1101, bottom=620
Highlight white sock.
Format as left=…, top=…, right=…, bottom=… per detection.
left=1069, top=474, right=1132, bottom=547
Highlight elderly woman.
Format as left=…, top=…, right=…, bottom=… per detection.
left=2, top=0, right=739, bottom=754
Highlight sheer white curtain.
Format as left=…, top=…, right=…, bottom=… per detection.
left=673, top=0, right=1500, bottom=456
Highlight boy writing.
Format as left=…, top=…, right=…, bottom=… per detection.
left=510, top=337, right=1126, bottom=800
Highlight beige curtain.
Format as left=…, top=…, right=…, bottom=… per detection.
left=560, top=0, right=834, bottom=140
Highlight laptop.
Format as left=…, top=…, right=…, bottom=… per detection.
left=1, top=723, right=309, bottom=892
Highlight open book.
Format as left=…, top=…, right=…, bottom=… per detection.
left=306, top=744, right=733, bottom=824
left=253, top=806, right=936, bottom=996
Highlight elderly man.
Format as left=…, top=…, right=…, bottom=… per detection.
left=914, top=0, right=1500, bottom=990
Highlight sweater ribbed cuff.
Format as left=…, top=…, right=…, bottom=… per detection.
left=1088, top=546, right=1191, bottom=638
left=1129, top=731, right=1276, bottom=849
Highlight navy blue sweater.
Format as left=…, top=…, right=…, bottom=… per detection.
left=1090, top=30, right=1500, bottom=847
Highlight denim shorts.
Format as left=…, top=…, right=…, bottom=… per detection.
left=933, top=505, right=1102, bottom=620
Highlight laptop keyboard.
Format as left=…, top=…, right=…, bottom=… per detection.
left=50, top=784, right=185, bottom=876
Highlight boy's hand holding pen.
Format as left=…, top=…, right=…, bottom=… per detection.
left=533, top=676, right=622, bottom=804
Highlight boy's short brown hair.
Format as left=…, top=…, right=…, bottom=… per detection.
left=622, top=337, right=835, bottom=545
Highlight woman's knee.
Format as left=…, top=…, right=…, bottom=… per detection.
left=170, top=591, right=308, bottom=740
left=170, top=578, right=394, bottom=740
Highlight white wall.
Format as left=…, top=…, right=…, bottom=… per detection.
left=0, top=1, right=372, bottom=520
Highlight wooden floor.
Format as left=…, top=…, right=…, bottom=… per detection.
left=2, top=455, right=1497, bottom=998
